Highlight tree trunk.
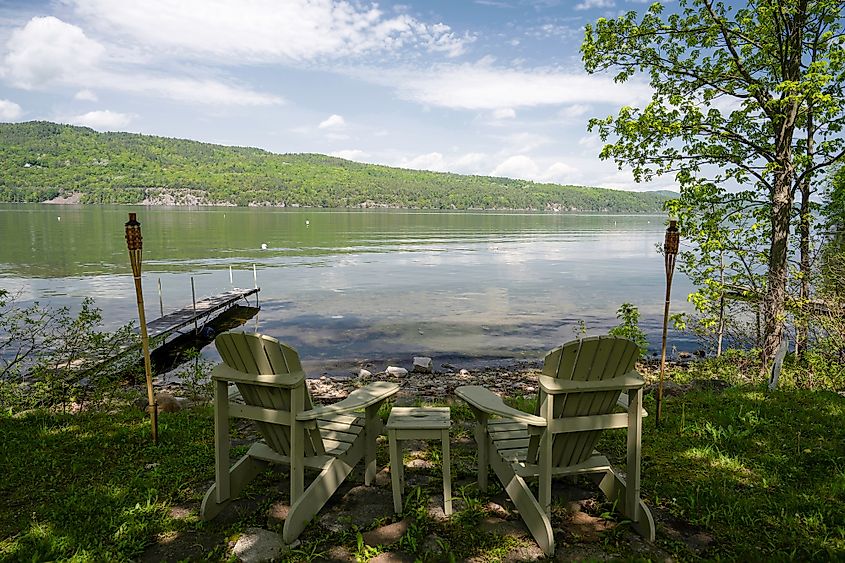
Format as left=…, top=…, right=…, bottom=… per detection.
left=762, top=173, right=793, bottom=374
left=796, top=111, right=814, bottom=357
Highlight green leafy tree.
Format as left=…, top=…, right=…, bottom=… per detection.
left=609, top=303, right=649, bottom=357
left=583, top=0, right=845, bottom=376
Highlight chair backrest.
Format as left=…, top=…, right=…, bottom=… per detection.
left=215, top=332, right=325, bottom=458
left=533, top=336, right=639, bottom=467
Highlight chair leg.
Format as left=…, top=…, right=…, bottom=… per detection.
left=441, top=428, right=452, bottom=516
left=474, top=412, right=489, bottom=492
left=490, top=452, right=555, bottom=556
left=594, top=470, right=656, bottom=542
left=389, top=429, right=403, bottom=514
left=200, top=453, right=267, bottom=521
left=364, top=403, right=380, bottom=485
left=283, top=456, right=355, bottom=544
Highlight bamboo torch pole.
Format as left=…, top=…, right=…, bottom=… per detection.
left=657, top=219, right=680, bottom=427
left=125, top=213, right=158, bottom=444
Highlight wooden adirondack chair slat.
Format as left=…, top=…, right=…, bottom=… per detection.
left=456, top=336, right=655, bottom=556
left=201, top=332, right=399, bottom=546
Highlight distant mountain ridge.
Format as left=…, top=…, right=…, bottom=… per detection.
left=0, top=121, right=675, bottom=212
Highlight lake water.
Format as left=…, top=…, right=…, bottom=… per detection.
left=0, top=204, right=696, bottom=373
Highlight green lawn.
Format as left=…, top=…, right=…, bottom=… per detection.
left=0, top=407, right=216, bottom=562
left=1, top=384, right=843, bottom=561
left=598, top=385, right=845, bottom=560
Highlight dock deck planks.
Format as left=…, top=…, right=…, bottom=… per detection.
left=146, top=287, right=259, bottom=342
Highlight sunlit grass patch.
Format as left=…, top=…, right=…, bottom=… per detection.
left=603, top=384, right=845, bottom=560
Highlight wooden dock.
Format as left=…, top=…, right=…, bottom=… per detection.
left=146, top=287, right=260, bottom=343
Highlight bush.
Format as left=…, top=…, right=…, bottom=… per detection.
left=0, top=290, right=139, bottom=413
left=608, top=303, right=648, bottom=356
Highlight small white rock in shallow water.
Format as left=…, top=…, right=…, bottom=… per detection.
left=413, top=357, right=433, bottom=373
left=386, top=366, right=408, bottom=377
left=358, top=369, right=372, bottom=378
left=459, top=369, right=470, bottom=376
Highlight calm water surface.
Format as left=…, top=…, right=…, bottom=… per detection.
left=0, top=204, right=695, bottom=371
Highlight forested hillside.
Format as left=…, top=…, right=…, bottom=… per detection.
left=0, top=121, right=674, bottom=211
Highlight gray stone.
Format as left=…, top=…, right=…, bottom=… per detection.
left=231, top=528, right=284, bottom=563
left=369, top=553, right=414, bottom=563
left=386, top=366, right=408, bottom=377
left=362, top=520, right=409, bottom=546
left=412, top=357, right=433, bottom=373
left=266, top=501, right=289, bottom=527
left=358, top=368, right=372, bottom=378
left=459, top=369, right=471, bottom=376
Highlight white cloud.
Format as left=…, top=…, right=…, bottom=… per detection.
left=370, top=62, right=651, bottom=110
left=453, top=152, right=488, bottom=172
left=64, top=109, right=133, bottom=130
left=125, top=76, right=282, bottom=106
left=492, top=107, right=516, bottom=119
left=490, top=155, right=582, bottom=184
left=543, top=162, right=578, bottom=183
left=74, top=88, right=98, bottom=101
left=70, top=0, right=473, bottom=61
left=331, top=149, right=369, bottom=161
left=575, top=0, right=615, bottom=10
left=559, top=104, right=591, bottom=119
left=491, top=155, right=538, bottom=179
left=0, top=99, right=22, bottom=120
left=319, top=114, right=346, bottom=129
left=0, top=16, right=284, bottom=107
left=2, top=16, right=104, bottom=89
left=578, top=133, right=602, bottom=151
left=403, top=152, right=448, bottom=171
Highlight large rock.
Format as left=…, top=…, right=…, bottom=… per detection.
left=231, top=528, right=284, bottom=562
left=157, top=393, right=182, bottom=413
left=412, top=357, right=433, bottom=373
left=361, top=520, right=409, bottom=546
left=386, top=366, right=408, bottom=377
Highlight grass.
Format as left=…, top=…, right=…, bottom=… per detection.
left=599, top=385, right=845, bottom=560
left=1, top=380, right=843, bottom=561
left=0, top=407, right=217, bottom=562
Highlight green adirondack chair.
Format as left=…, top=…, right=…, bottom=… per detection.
left=200, top=332, right=400, bottom=544
left=455, top=335, right=655, bottom=556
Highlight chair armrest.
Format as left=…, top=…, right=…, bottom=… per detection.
left=297, top=381, right=400, bottom=421
left=455, top=385, right=546, bottom=427
left=538, top=370, right=644, bottom=395
left=211, top=363, right=305, bottom=388
left=616, top=392, right=649, bottom=417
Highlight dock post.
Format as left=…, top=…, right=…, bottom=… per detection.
left=253, top=264, right=259, bottom=308
left=158, top=277, right=164, bottom=317
left=229, top=265, right=233, bottom=286
left=191, top=276, right=198, bottom=335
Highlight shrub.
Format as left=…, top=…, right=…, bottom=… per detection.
left=0, top=290, right=139, bottom=413
left=608, top=302, right=648, bottom=356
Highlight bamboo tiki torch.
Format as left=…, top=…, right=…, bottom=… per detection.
left=657, top=219, right=680, bottom=427
left=125, top=213, right=158, bottom=444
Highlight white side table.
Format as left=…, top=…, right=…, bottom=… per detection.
left=386, top=406, right=452, bottom=516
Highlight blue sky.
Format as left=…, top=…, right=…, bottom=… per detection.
left=0, top=0, right=672, bottom=191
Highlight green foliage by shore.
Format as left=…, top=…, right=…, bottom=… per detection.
left=0, top=121, right=674, bottom=211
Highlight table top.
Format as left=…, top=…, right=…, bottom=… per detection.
left=387, top=407, right=451, bottom=430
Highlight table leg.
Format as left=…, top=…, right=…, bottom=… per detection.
left=389, top=430, right=403, bottom=514
left=442, top=428, right=452, bottom=516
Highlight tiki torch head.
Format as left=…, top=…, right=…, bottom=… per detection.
left=125, top=213, right=143, bottom=275
left=664, top=219, right=680, bottom=258
left=125, top=213, right=142, bottom=251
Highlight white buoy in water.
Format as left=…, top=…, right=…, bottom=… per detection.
left=305, top=220, right=310, bottom=226
left=57, top=216, right=61, bottom=221
left=261, top=243, right=268, bottom=250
